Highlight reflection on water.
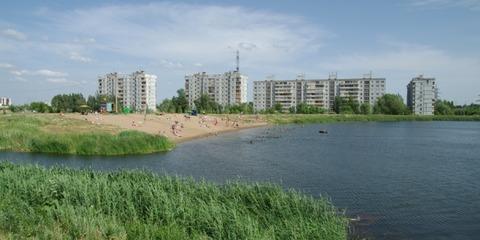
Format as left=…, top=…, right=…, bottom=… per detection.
left=2, top=121, right=480, bottom=239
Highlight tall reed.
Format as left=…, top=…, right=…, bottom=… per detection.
left=0, top=163, right=347, bottom=239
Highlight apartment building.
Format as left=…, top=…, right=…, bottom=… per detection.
left=253, top=76, right=386, bottom=112
left=0, top=97, right=12, bottom=106
left=98, top=70, right=157, bottom=111
left=185, top=71, right=247, bottom=107
left=407, top=75, right=437, bottom=115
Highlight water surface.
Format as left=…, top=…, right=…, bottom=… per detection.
left=2, top=121, right=480, bottom=239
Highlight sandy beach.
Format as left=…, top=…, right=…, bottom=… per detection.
left=67, top=113, right=268, bottom=143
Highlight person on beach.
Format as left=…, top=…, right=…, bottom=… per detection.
left=171, top=122, right=182, bottom=137
left=225, top=116, right=230, bottom=126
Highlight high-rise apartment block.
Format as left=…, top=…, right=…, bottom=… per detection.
left=98, top=70, right=157, bottom=111
left=407, top=75, right=437, bottom=115
left=185, top=71, right=247, bottom=107
left=253, top=75, right=386, bottom=112
left=0, top=97, right=12, bottom=106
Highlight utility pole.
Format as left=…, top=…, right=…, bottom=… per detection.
left=236, top=50, right=240, bottom=72
left=144, top=104, right=147, bottom=122
left=115, top=76, right=118, bottom=113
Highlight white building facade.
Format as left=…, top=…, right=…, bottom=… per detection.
left=407, top=75, right=437, bottom=115
left=253, top=76, right=386, bottom=112
left=0, top=97, right=12, bottom=106
left=185, top=71, right=247, bottom=107
left=98, top=70, right=157, bottom=111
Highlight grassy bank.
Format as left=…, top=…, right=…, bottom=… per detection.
left=0, top=163, right=347, bottom=239
left=266, top=114, right=480, bottom=124
left=0, top=114, right=174, bottom=155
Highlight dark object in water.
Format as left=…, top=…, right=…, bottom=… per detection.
left=349, top=216, right=361, bottom=222
left=319, top=130, right=328, bottom=134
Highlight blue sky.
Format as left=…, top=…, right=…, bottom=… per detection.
left=1, top=0, right=479, bottom=104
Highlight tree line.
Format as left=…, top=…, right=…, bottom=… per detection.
left=163, top=92, right=480, bottom=116
left=157, top=89, right=255, bottom=114
left=8, top=94, right=116, bottom=113
left=6, top=91, right=480, bottom=116
left=434, top=100, right=480, bottom=115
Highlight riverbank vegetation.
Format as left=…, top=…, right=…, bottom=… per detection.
left=0, top=163, right=347, bottom=239
left=0, top=114, right=174, bottom=155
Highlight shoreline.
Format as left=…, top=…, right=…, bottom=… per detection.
left=50, top=113, right=480, bottom=145
left=174, top=122, right=268, bottom=143
left=66, top=113, right=269, bottom=144
left=2, top=113, right=478, bottom=156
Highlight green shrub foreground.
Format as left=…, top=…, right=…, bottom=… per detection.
left=0, top=163, right=347, bottom=239
left=0, top=115, right=174, bottom=155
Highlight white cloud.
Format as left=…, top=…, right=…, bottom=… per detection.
left=1, top=28, right=27, bottom=41
left=410, top=0, right=480, bottom=10
left=46, top=78, right=69, bottom=83
left=10, top=70, right=28, bottom=76
left=193, top=63, right=203, bottom=67
left=49, top=3, right=329, bottom=66
left=34, top=69, right=68, bottom=77
left=69, top=52, right=92, bottom=63
left=6, top=68, right=69, bottom=81
left=15, top=77, right=27, bottom=82
left=0, top=63, right=14, bottom=69
left=73, top=37, right=96, bottom=44
left=320, top=42, right=479, bottom=72
left=159, top=59, right=183, bottom=69
left=238, top=42, right=257, bottom=51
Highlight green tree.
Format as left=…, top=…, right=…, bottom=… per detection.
left=334, top=96, right=360, bottom=114
left=333, top=96, right=343, bottom=114
left=51, top=93, right=86, bottom=113
left=157, top=99, right=175, bottom=112
left=373, top=94, right=410, bottom=115
left=194, top=94, right=222, bottom=114
left=434, top=100, right=455, bottom=115
left=174, top=89, right=189, bottom=113
left=360, top=103, right=371, bottom=115
left=226, top=103, right=254, bottom=114
left=29, top=102, right=51, bottom=113
left=9, top=104, right=28, bottom=113
left=86, top=95, right=98, bottom=111
left=295, top=103, right=326, bottom=114
left=450, top=103, right=480, bottom=115
left=273, top=103, right=283, bottom=112
left=157, top=89, right=190, bottom=113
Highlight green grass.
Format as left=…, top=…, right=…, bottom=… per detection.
left=0, top=114, right=174, bottom=155
left=265, top=114, right=480, bottom=124
left=0, top=163, right=347, bottom=239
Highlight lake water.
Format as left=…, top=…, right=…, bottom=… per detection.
left=1, top=121, right=480, bottom=239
